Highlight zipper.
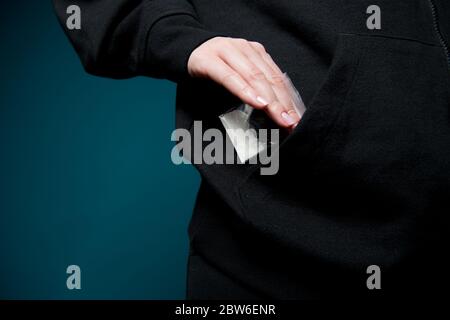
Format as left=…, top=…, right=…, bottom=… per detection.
left=428, top=0, right=450, bottom=70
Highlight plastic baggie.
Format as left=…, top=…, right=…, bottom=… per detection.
left=219, top=73, right=305, bottom=163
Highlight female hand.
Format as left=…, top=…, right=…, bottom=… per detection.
left=187, top=37, right=300, bottom=129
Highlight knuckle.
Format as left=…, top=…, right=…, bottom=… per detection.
left=195, top=59, right=210, bottom=73
left=248, top=68, right=266, bottom=81
left=251, top=41, right=266, bottom=52
left=240, top=84, right=252, bottom=94
left=215, top=38, right=233, bottom=50
left=220, top=73, right=236, bottom=85
left=234, top=38, right=249, bottom=46
left=217, top=44, right=235, bottom=59
left=270, top=74, right=285, bottom=85
left=216, top=36, right=229, bottom=44
left=209, top=37, right=227, bottom=51
left=220, top=40, right=234, bottom=51
left=267, top=100, right=283, bottom=112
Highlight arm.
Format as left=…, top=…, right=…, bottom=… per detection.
left=53, top=0, right=300, bottom=127
left=52, top=0, right=221, bottom=81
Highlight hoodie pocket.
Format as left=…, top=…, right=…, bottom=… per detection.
left=237, top=33, right=450, bottom=270
left=278, top=33, right=367, bottom=160
left=236, top=33, right=367, bottom=202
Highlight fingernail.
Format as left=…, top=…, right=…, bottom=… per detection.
left=256, top=96, right=269, bottom=106
left=281, top=112, right=297, bottom=126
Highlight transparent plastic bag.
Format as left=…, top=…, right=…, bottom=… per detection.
left=219, top=73, right=305, bottom=163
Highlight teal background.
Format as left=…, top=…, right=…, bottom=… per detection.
left=0, top=2, right=200, bottom=299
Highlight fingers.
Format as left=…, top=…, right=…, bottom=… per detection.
left=219, top=41, right=278, bottom=108
left=205, top=58, right=268, bottom=109
left=248, top=42, right=301, bottom=125
left=220, top=40, right=298, bottom=127
left=241, top=42, right=292, bottom=109
left=187, top=37, right=300, bottom=128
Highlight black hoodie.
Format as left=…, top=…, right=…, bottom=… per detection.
left=53, top=0, right=450, bottom=299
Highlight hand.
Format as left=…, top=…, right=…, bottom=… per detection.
left=187, top=37, right=300, bottom=129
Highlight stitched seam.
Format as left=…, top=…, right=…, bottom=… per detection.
left=317, top=36, right=368, bottom=155
left=340, top=32, right=441, bottom=47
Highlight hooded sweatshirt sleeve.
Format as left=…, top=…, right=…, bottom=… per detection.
left=52, top=0, right=222, bottom=82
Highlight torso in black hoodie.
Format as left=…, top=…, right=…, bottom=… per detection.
left=53, top=0, right=450, bottom=299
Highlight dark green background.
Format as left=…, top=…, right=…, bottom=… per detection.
left=0, top=1, right=199, bottom=299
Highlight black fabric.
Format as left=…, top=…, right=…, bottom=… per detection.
left=53, top=0, right=450, bottom=299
